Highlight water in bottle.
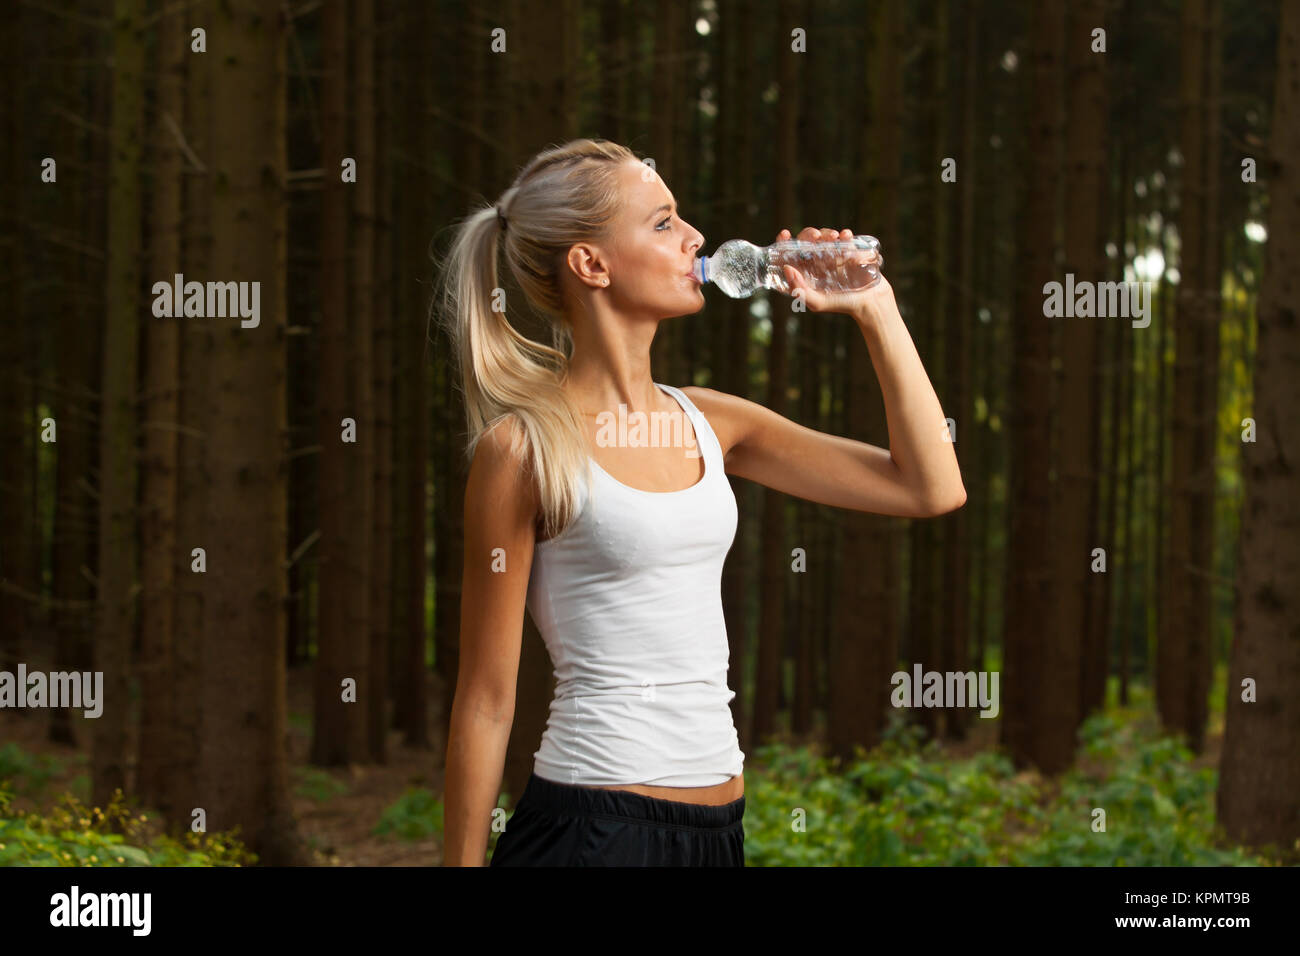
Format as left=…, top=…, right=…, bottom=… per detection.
left=691, top=235, right=883, bottom=298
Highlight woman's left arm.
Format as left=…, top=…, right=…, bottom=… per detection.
left=687, top=226, right=966, bottom=519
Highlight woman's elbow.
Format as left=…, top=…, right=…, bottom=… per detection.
left=925, top=484, right=967, bottom=517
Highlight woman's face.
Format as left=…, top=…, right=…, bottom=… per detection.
left=578, top=159, right=706, bottom=320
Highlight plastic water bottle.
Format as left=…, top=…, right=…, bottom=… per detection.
left=691, top=235, right=883, bottom=298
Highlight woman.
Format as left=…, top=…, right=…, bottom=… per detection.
left=438, top=139, right=965, bottom=866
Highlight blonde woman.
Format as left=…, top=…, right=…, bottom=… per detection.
left=438, top=139, right=965, bottom=867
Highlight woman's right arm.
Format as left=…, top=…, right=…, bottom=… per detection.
left=442, top=417, right=539, bottom=866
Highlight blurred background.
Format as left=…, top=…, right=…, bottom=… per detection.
left=0, top=0, right=1295, bottom=866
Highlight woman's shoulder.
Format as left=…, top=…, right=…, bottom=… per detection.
left=466, top=414, right=540, bottom=517
left=678, top=386, right=745, bottom=458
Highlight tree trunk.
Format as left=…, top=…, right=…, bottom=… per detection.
left=432, top=0, right=472, bottom=764
left=754, top=0, right=802, bottom=744
left=138, top=0, right=185, bottom=813
left=93, top=0, right=147, bottom=807
left=197, top=0, right=305, bottom=865
left=312, top=0, right=368, bottom=765
left=368, top=0, right=395, bottom=764
left=791, top=0, right=832, bottom=739
left=943, top=0, right=977, bottom=741
left=828, top=0, right=901, bottom=764
left=1002, top=0, right=1063, bottom=772
left=1056, top=0, right=1106, bottom=738
left=908, top=0, right=949, bottom=741
left=351, top=0, right=379, bottom=763
left=49, top=12, right=107, bottom=748
left=1160, top=0, right=1220, bottom=753
left=390, top=0, right=429, bottom=750
left=168, top=0, right=211, bottom=832
left=1216, top=0, right=1299, bottom=852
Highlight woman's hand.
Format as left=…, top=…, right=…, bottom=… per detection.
left=775, top=226, right=896, bottom=325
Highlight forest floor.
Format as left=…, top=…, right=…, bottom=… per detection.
left=0, top=650, right=451, bottom=867
left=1, top=644, right=1228, bottom=867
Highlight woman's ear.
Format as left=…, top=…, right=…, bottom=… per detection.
left=566, top=243, right=609, bottom=289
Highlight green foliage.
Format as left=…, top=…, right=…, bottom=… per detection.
left=0, top=742, right=63, bottom=799
left=0, top=779, right=256, bottom=867
left=373, top=787, right=444, bottom=841
left=741, top=709, right=1279, bottom=867
left=293, top=766, right=350, bottom=802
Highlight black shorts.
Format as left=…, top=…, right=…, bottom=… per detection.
left=489, top=771, right=746, bottom=867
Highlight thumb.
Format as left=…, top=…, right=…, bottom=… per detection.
left=785, top=264, right=825, bottom=311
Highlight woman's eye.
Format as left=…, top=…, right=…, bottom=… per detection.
left=656, top=217, right=672, bottom=231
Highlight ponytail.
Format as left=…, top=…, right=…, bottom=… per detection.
left=434, top=139, right=639, bottom=539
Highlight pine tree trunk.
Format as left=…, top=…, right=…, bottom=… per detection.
left=828, top=0, right=901, bottom=763
left=313, top=0, right=368, bottom=765
left=433, top=0, right=472, bottom=765
left=943, top=0, right=977, bottom=741
left=390, top=0, right=428, bottom=749
left=600, top=0, right=630, bottom=143
left=791, top=0, right=830, bottom=738
left=137, top=0, right=186, bottom=812
left=1216, top=0, right=1299, bottom=852
left=1160, top=0, right=1220, bottom=752
left=754, top=0, right=802, bottom=743
left=1055, top=0, right=1106, bottom=743
left=368, top=0, right=395, bottom=764
left=93, top=0, right=147, bottom=807
left=349, top=0, right=379, bottom=762
left=168, top=0, right=211, bottom=831
left=1002, top=0, right=1063, bottom=772
left=908, top=0, right=949, bottom=741
left=50, top=13, right=107, bottom=748
left=198, top=0, right=305, bottom=864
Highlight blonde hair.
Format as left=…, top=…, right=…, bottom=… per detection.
left=435, top=138, right=640, bottom=540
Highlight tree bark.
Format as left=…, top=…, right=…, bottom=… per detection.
left=829, top=0, right=901, bottom=764
left=312, top=0, right=368, bottom=765
left=198, top=0, right=305, bottom=864
left=138, top=0, right=186, bottom=813
left=1056, top=0, right=1107, bottom=739
left=943, top=0, right=977, bottom=741
left=1160, top=0, right=1220, bottom=753
left=754, top=0, right=802, bottom=743
left=1216, top=0, right=1299, bottom=852
left=168, top=0, right=211, bottom=833
left=93, top=0, right=147, bottom=807
left=1002, top=0, right=1063, bottom=772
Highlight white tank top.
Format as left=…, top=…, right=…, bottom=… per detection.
left=525, top=383, right=746, bottom=787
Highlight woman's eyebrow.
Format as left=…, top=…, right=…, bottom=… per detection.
left=646, top=201, right=676, bottom=221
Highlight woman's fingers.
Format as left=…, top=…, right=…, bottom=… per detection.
left=793, top=226, right=853, bottom=242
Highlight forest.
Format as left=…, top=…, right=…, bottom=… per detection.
left=0, top=0, right=1296, bottom=869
